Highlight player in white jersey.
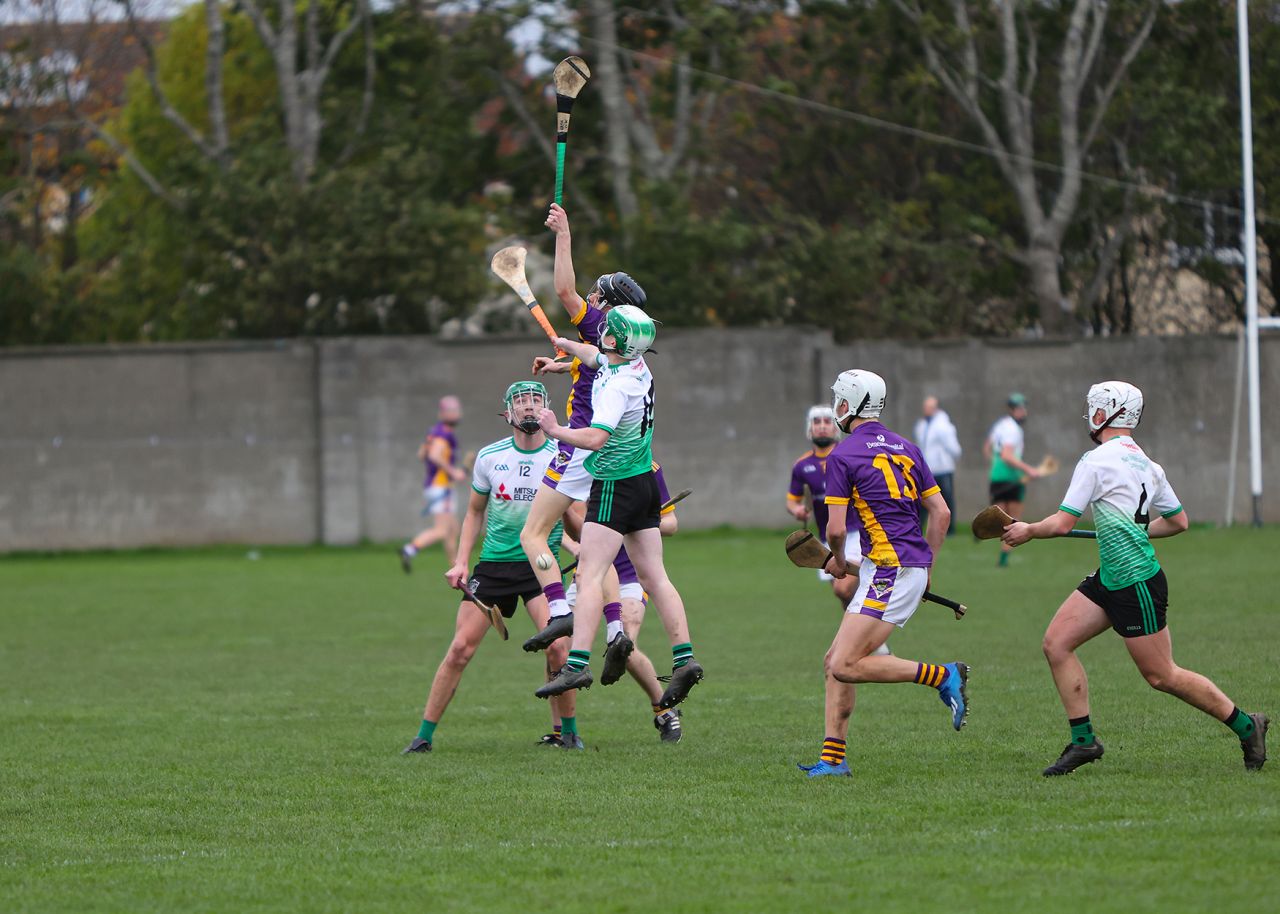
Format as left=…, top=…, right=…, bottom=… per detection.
left=532, top=306, right=704, bottom=709
left=1002, top=381, right=1268, bottom=775
left=402, top=382, right=583, bottom=753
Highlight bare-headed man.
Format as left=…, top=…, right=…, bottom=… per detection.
left=400, top=395, right=468, bottom=570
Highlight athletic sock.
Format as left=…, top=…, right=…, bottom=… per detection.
left=604, top=602, right=624, bottom=641
left=566, top=649, right=591, bottom=672
left=820, top=737, right=847, bottom=766
left=560, top=716, right=578, bottom=736
left=417, top=719, right=437, bottom=742
left=1069, top=715, right=1096, bottom=746
left=543, top=581, right=570, bottom=618
left=652, top=703, right=664, bottom=717
left=1224, top=707, right=1256, bottom=740
left=997, top=551, right=1009, bottom=567
left=403, top=544, right=418, bottom=557
left=672, top=642, right=694, bottom=669
left=914, top=662, right=948, bottom=689
left=553, top=724, right=562, bottom=738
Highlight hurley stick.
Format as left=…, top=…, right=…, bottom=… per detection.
left=782, top=530, right=967, bottom=619
left=491, top=246, right=564, bottom=356
left=552, top=56, right=590, bottom=205
left=459, top=587, right=508, bottom=641
left=971, top=504, right=1096, bottom=540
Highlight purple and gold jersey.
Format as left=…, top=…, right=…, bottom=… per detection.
left=564, top=300, right=608, bottom=430
left=788, top=448, right=833, bottom=541
left=824, top=421, right=940, bottom=567
left=423, top=421, right=458, bottom=488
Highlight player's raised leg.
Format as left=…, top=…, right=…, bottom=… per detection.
left=623, top=526, right=702, bottom=708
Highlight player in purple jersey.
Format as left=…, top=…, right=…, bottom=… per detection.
left=400, top=396, right=468, bottom=571
left=797, top=370, right=969, bottom=779
left=516, top=204, right=643, bottom=633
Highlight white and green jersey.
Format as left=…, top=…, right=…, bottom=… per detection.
left=1059, top=436, right=1183, bottom=590
left=988, top=415, right=1025, bottom=483
left=471, top=436, right=563, bottom=563
left=585, top=356, right=655, bottom=481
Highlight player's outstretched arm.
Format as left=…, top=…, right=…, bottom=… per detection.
left=552, top=336, right=600, bottom=366
left=546, top=204, right=586, bottom=317
left=1147, top=508, right=1189, bottom=539
left=446, top=490, right=488, bottom=589
left=536, top=407, right=609, bottom=451
left=1002, top=510, right=1078, bottom=547
left=1002, top=442, right=1041, bottom=478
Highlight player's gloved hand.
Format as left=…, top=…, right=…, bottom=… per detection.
left=445, top=563, right=469, bottom=590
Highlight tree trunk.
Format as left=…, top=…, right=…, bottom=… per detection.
left=1026, top=241, right=1067, bottom=334
left=586, top=0, right=639, bottom=235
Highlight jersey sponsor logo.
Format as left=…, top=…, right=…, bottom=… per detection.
left=495, top=464, right=510, bottom=471
left=494, top=483, right=514, bottom=501
left=803, top=465, right=817, bottom=473
left=863, top=439, right=905, bottom=451
left=512, top=486, right=537, bottom=501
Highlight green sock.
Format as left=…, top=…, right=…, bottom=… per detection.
left=417, top=719, right=438, bottom=742
left=672, top=642, right=694, bottom=669
left=997, top=551, right=1009, bottom=567
left=1068, top=715, right=1094, bottom=746
left=1224, top=707, right=1255, bottom=740
left=566, top=649, right=591, bottom=672
left=560, top=716, right=577, bottom=736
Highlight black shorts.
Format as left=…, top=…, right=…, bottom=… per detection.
left=586, top=472, right=660, bottom=535
left=989, top=481, right=1026, bottom=503
left=468, top=561, right=543, bottom=618
left=1077, top=568, right=1168, bottom=638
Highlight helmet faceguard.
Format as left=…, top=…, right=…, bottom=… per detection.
left=1084, top=381, right=1143, bottom=443
left=504, top=380, right=548, bottom=434
left=830, top=369, right=887, bottom=431
left=805, top=405, right=837, bottom=446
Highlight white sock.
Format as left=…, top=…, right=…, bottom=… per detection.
left=606, top=620, right=624, bottom=641
left=548, top=600, right=571, bottom=619
left=403, top=544, right=418, bottom=556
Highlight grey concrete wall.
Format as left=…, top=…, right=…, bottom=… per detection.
left=1, top=331, right=1277, bottom=551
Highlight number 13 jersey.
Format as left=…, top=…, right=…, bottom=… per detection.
left=824, top=420, right=940, bottom=567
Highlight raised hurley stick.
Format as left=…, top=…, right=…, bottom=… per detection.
left=971, top=504, right=1096, bottom=540
left=782, top=530, right=967, bottom=620
left=560, top=489, right=692, bottom=577
left=491, top=246, right=564, bottom=356
left=459, top=587, right=508, bottom=641
left=552, top=56, right=590, bottom=206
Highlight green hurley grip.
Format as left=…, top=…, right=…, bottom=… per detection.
left=555, top=141, right=566, bottom=205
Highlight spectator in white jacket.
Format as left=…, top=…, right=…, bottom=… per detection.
left=913, top=397, right=962, bottom=535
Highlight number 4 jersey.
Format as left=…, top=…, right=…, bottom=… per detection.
left=824, top=420, right=940, bottom=567
left=471, top=436, right=564, bottom=563
left=1058, top=436, right=1183, bottom=590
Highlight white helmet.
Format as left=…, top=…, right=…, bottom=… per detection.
left=1085, top=381, right=1143, bottom=439
left=805, top=405, right=837, bottom=439
left=831, top=369, right=886, bottom=430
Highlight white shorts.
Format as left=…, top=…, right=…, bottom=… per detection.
left=845, top=563, right=929, bottom=628
left=817, top=537, right=862, bottom=583
left=422, top=485, right=454, bottom=516
left=543, top=446, right=593, bottom=502
left=566, top=580, right=646, bottom=607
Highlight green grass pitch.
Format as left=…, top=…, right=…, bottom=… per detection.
left=3, top=528, right=1278, bottom=912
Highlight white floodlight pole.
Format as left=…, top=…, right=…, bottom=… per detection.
left=1237, top=0, right=1262, bottom=526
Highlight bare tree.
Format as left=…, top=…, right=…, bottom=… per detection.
left=891, top=0, right=1157, bottom=334
left=111, top=0, right=375, bottom=194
